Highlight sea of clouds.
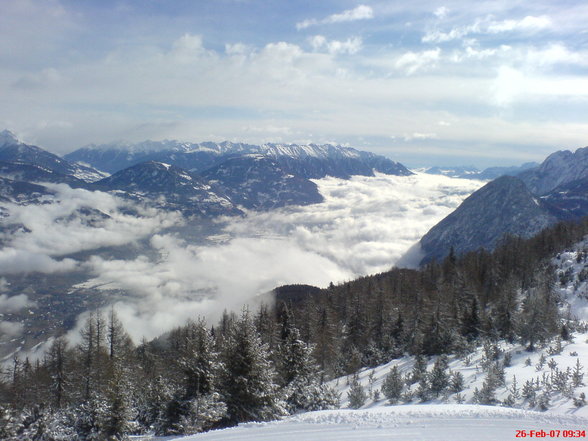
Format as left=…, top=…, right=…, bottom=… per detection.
left=0, top=174, right=482, bottom=343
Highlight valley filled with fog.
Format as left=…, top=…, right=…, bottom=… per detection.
left=0, top=173, right=482, bottom=354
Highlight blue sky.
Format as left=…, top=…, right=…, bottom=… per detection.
left=1, top=0, right=587, bottom=167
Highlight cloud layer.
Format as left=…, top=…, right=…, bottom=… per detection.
left=60, top=173, right=482, bottom=341
left=0, top=184, right=181, bottom=274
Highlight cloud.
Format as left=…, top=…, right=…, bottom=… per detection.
left=486, top=15, right=552, bottom=33
left=0, top=184, right=182, bottom=275
left=12, top=67, right=62, bottom=89
left=0, top=321, right=24, bottom=337
left=525, top=43, right=584, bottom=67
left=422, top=15, right=552, bottom=43
left=0, top=293, right=36, bottom=313
left=309, top=35, right=363, bottom=55
left=0, top=249, right=77, bottom=274
left=434, top=7, right=449, bottom=19
left=296, top=5, right=374, bottom=30
left=67, top=173, right=481, bottom=342
left=490, top=65, right=527, bottom=107
left=395, top=48, right=441, bottom=75
left=404, top=132, right=438, bottom=141
left=2, top=3, right=587, bottom=165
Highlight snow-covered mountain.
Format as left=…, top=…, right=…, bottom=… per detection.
left=0, top=176, right=53, bottom=205
left=421, top=162, right=538, bottom=181
left=417, top=146, right=588, bottom=264
left=94, top=161, right=241, bottom=217
left=65, top=139, right=412, bottom=179
left=519, top=147, right=588, bottom=195
left=199, top=154, right=323, bottom=210
left=0, top=161, right=89, bottom=188
left=419, top=175, right=559, bottom=264
left=0, top=130, right=107, bottom=182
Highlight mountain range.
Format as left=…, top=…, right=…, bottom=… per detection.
left=64, top=139, right=412, bottom=179
left=418, top=146, right=588, bottom=264
left=0, top=130, right=411, bottom=216
left=421, top=162, right=538, bottom=180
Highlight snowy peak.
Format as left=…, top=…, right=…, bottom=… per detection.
left=0, top=136, right=106, bottom=183
left=200, top=155, right=323, bottom=210
left=0, top=129, right=20, bottom=147
left=419, top=175, right=559, bottom=263
left=65, top=139, right=412, bottom=179
left=261, top=143, right=360, bottom=159
left=95, top=160, right=204, bottom=193
left=518, top=146, right=588, bottom=195
left=94, top=161, right=241, bottom=217
left=422, top=163, right=539, bottom=181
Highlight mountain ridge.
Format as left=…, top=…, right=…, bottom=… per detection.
left=64, top=139, right=412, bottom=179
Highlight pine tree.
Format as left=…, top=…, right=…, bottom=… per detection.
left=347, top=378, right=367, bottom=409
left=410, top=354, right=427, bottom=384
left=429, top=355, right=450, bottom=397
left=46, top=337, right=69, bottom=409
left=381, top=366, right=403, bottom=404
left=220, top=310, right=285, bottom=425
left=102, top=364, right=132, bottom=440
left=450, top=371, right=465, bottom=393
left=163, top=319, right=226, bottom=435
left=278, top=319, right=338, bottom=412
left=572, top=359, right=585, bottom=388
left=517, top=273, right=560, bottom=351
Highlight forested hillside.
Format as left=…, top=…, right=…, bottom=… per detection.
left=2, top=218, right=588, bottom=439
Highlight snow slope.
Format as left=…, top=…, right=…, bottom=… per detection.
left=165, top=405, right=586, bottom=441
left=332, top=332, right=588, bottom=417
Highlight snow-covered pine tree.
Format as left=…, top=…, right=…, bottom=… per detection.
left=220, top=310, right=285, bottom=425
left=347, top=378, right=367, bottom=409
left=381, top=365, right=403, bottom=404
left=162, top=318, right=226, bottom=435
left=410, top=354, right=427, bottom=385
left=277, top=316, right=338, bottom=412
left=429, top=355, right=450, bottom=397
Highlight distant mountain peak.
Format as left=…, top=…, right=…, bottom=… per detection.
left=0, top=129, right=21, bottom=147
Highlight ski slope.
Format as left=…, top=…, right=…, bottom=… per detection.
left=166, top=405, right=586, bottom=441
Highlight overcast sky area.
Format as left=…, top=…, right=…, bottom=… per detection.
left=1, top=0, right=587, bottom=167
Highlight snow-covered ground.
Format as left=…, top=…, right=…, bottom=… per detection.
left=332, top=331, right=588, bottom=416
left=162, top=405, right=586, bottom=441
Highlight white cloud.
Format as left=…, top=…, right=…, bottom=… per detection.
left=326, top=4, right=374, bottom=24
left=486, top=15, right=552, bottom=33
left=434, top=7, right=449, bottom=19
left=0, top=249, right=77, bottom=274
left=225, top=42, right=252, bottom=56
left=490, top=65, right=526, bottom=107
left=0, top=321, right=24, bottom=337
left=69, top=173, right=481, bottom=341
left=310, top=35, right=363, bottom=55
left=395, top=48, right=441, bottom=75
left=309, top=35, right=328, bottom=51
left=297, top=5, right=374, bottom=30
left=404, top=132, right=438, bottom=141
left=0, top=293, right=36, bottom=313
left=525, top=43, right=584, bottom=67
left=423, top=15, right=552, bottom=43
left=13, top=67, right=62, bottom=89
left=0, top=184, right=182, bottom=275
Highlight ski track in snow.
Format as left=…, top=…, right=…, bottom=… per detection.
left=148, top=405, right=587, bottom=441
